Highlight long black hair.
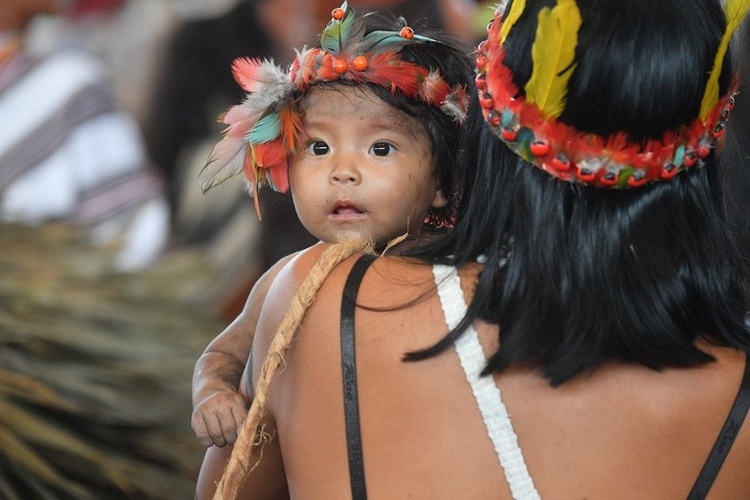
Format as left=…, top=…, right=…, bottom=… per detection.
left=408, top=0, right=750, bottom=386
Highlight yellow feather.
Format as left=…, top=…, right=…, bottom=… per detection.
left=499, top=0, right=527, bottom=44
left=699, top=0, right=750, bottom=119
left=524, top=0, right=582, bottom=119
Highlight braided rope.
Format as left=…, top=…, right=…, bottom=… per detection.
left=213, top=239, right=373, bottom=499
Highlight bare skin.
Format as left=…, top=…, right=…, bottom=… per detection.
left=191, top=253, right=296, bottom=447
left=196, top=243, right=750, bottom=498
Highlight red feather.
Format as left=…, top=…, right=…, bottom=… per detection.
left=365, top=53, right=425, bottom=96
left=266, top=160, right=290, bottom=193
left=419, top=70, right=450, bottom=105
left=280, top=105, right=302, bottom=152
left=252, top=137, right=286, bottom=168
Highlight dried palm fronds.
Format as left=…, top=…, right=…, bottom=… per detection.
left=0, top=223, right=224, bottom=499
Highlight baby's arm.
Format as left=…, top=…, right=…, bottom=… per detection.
left=191, top=252, right=298, bottom=447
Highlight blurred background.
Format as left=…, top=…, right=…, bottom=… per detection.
left=0, top=0, right=747, bottom=497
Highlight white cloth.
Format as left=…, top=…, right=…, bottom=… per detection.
left=433, top=264, right=541, bottom=500
left=0, top=46, right=169, bottom=271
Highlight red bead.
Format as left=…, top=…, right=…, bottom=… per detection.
left=474, top=74, right=487, bottom=91
left=333, top=58, right=348, bottom=74
left=661, top=164, right=679, bottom=179
left=476, top=55, right=487, bottom=71
left=576, top=168, right=596, bottom=183
left=332, top=7, right=345, bottom=20
left=711, top=122, right=725, bottom=139
left=501, top=128, right=517, bottom=141
left=599, top=171, right=618, bottom=186
left=479, top=93, right=494, bottom=109
left=627, top=175, right=647, bottom=188
left=697, top=145, right=711, bottom=158
left=550, top=156, right=571, bottom=172
left=400, top=26, right=414, bottom=39
left=487, top=110, right=501, bottom=127
left=477, top=41, right=487, bottom=55
left=352, top=55, right=368, bottom=71
left=529, top=141, right=550, bottom=157
left=683, top=151, right=698, bottom=167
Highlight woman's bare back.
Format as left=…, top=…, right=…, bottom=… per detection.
left=237, top=246, right=750, bottom=499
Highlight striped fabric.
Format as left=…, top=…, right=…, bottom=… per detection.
left=0, top=47, right=169, bottom=271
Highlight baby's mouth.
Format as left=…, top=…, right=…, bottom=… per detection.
left=333, top=204, right=364, bottom=215
left=331, top=201, right=366, bottom=219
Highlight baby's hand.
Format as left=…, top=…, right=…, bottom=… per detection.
left=192, top=391, right=248, bottom=447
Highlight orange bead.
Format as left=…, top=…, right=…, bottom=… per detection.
left=400, top=26, right=414, bottom=39
left=352, top=55, right=368, bottom=71
left=332, top=7, right=345, bottom=20
left=333, top=58, right=348, bottom=74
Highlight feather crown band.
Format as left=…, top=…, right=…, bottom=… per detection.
left=477, top=0, right=745, bottom=189
left=199, top=1, right=469, bottom=216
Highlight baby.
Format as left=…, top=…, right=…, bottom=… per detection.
left=191, top=2, right=474, bottom=448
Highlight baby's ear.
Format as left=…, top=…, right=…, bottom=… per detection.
left=431, top=189, right=448, bottom=208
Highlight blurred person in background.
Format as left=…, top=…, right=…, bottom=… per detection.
left=143, top=0, right=318, bottom=319
left=0, top=0, right=171, bottom=272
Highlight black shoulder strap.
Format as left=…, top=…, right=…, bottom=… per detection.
left=687, top=354, right=750, bottom=500
left=340, top=253, right=377, bottom=500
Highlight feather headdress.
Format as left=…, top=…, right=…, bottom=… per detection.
left=199, top=1, right=469, bottom=217
left=477, top=0, right=743, bottom=189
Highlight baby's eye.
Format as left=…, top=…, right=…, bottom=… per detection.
left=370, top=142, right=395, bottom=157
left=305, top=140, right=330, bottom=155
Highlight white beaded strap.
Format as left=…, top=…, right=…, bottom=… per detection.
left=433, top=265, right=541, bottom=500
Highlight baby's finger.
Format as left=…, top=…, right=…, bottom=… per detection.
left=191, top=412, right=217, bottom=448
left=212, top=406, right=240, bottom=446
left=226, top=403, right=249, bottom=445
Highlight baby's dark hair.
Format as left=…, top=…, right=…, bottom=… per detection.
left=409, top=0, right=750, bottom=385
left=295, top=14, right=475, bottom=229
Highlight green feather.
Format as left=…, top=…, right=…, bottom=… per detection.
left=357, top=31, right=436, bottom=54
left=248, top=113, right=281, bottom=144
left=321, top=2, right=366, bottom=55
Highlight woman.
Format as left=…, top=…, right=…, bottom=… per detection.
left=202, top=0, right=750, bottom=497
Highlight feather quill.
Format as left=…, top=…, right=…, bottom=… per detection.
left=499, top=0, right=526, bottom=44
left=354, top=30, right=435, bottom=55
left=524, top=0, right=582, bottom=119
left=699, top=0, right=750, bottom=119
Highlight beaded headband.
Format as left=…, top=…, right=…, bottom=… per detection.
left=199, top=1, right=469, bottom=216
left=476, top=0, right=747, bottom=189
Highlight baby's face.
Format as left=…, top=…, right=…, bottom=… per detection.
left=289, top=85, right=446, bottom=247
